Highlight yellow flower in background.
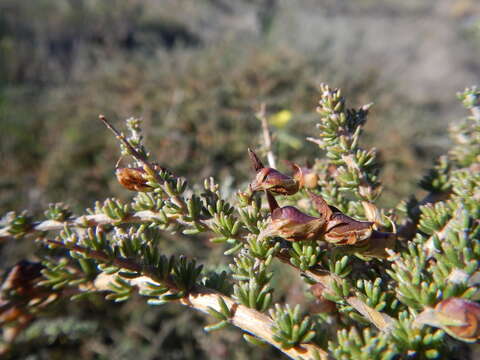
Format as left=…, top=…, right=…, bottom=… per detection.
left=269, top=110, right=292, bottom=128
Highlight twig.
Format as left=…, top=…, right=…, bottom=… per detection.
left=276, top=250, right=394, bottom=332
left=1, top=212, right=394, bottom=333
left=44, top=239, right=329, bottom=360
left=0, top=210, right=211, bottom=241
left=99, top=115, right=163, bottom=185
left=99, top=115, right=187, bottom=213
left=257, top=104, right=276, bottom=168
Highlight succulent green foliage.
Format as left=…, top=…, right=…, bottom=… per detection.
left=202, top=270, right=232, bottom=295
left=329, top=327, right=393, bottom=360
left=450, top=87, right=480, bottom=167
left=172, top=255, right=203, bottom=293
left=247, top=235, right=280, bottom=264
left=270, top=304, right=316, bottom=349
left=91, top=198, right=131, bottom=222
left=355, top=278, right=388, bottom=312
left=18, top=317, right=98, bottom=344
left=390, top=312, right=446, bottom=360
left=204, top=296, right=233, bottom=332
left=419, top=156, right=452, bottom=194
left=237, top=194, right=263, bottom=235
left=327, top=255, right=353, bottom=279
left=44, top=203, right=73, bottom=222
left=131, top=192, right=165, bottom=212
left=231, top=252, right=273, bottom=311
left=289, top=240, right=321, bottom=271
left=310, top=84, right=381, bottom=204
left=39, top=258, right=91, bottom=291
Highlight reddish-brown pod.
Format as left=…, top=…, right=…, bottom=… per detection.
left=115, top=167, right=153, bottom=192
left=435, top=298, right=480, bottom=342
left=248, top=149, right=299, bottom=196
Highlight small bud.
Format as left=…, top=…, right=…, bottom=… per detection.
left=116, top=167, right=153, bottom=192
left=416, top=298, right=480, bottom=342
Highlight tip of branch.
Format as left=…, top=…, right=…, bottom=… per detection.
left=248, top=148, right=264, bottom=172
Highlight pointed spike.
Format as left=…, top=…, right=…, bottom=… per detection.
left=248, top=148, right=264, bottom=172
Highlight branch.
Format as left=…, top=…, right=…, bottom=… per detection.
left=99, top=115, right=188, bottom=213
left=45, top=239, right=329, bottom=360
left=276, top=250, right=394, bottom=332
left=99, top=115, right=162, bottom=184
left=0, top=210, right=210, bottom=241
left=1, top=211, right=394, bottom=334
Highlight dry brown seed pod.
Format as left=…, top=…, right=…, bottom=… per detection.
left=434, top=298, right=480, bottom=342
left=324, top=213, right=373, bottom=246
left=309, top=191, right=373, bottom=246
left=261, top=191, right=376, bottom=245
left=0, top=261, right=46, bottom=325
left=1, top=260, right=44, bottom=297
left=115, top=167, right=153, bottom=192
left=258, top=191, right=327, bottom=242
left=248, top=149, right=299, bottom=196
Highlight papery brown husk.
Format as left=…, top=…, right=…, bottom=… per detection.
left=435, top=297, right=480, bottom=341
left=116, top=167, right=153, bottom=192
left=324, top=213, right=373, bottom=245
left=261, top=206, right=326, bottom=242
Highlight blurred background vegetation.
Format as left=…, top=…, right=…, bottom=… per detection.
left=1, top=0, right=480, bottom=359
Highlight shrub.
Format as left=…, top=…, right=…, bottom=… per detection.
left=0, top=84, right=479, bottom=359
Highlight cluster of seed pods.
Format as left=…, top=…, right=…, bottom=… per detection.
left=247, top=149, right=378, bottom=247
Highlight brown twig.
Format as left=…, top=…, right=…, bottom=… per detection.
left=275, top=249, right=394, bottom=332
left=1, top=211, right=394, bottom=334
left=256, top=104, right=276, bottom=168
left=99, top=115, right=188, bottom=213
left=0, top=210, right=210, bottom=241
left=43, top=239, right=329, bottom=360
